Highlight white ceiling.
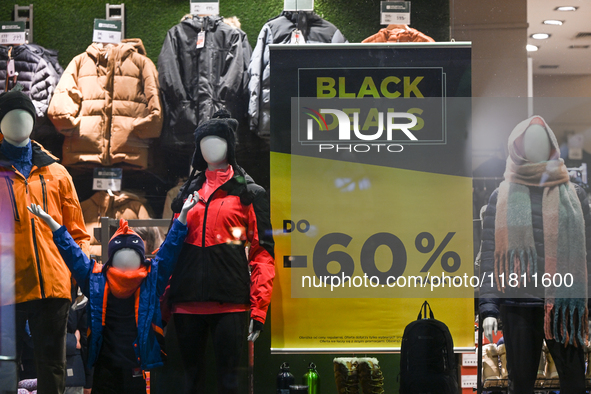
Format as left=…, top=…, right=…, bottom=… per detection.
left=528, top=0, right=591, bottom=75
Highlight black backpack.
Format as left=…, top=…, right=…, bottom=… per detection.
left=399, top=301, right=458, bottom=394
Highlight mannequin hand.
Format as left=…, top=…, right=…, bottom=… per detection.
left=483, top=317, right=498, bottom=343
left=27, top=204, right=60, bottom=232
left=248, top=319, right=263, bottom=342
left=178, top=192, right=199, bottom=225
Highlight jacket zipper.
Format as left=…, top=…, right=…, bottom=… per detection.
left=39, top=175, right=47, bottom=211
left=4, top=177, right=20, bottom=221
left=31, top=219, right=46, bottom=299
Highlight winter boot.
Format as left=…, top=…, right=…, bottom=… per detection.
left=357, top=357, right=384, bottom=394
left=482, top=344, right=501, bottom=382
left=334, top=357, right=360, bottom=394
left=497, top=343, right=508, bottom=379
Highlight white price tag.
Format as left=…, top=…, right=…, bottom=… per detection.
left=190, top=1, right=219, bottom=16
left=461, top=374, right=477, bottom=388
left=7, top=59, right=15, bottom=77
left=93, top=168, right=122, bottom=192
left=196, top=31, right=206, bottom=48
left=462, top=352, right=478, bottom=366
left=0, top=21, right=26, bottom=45
left=380, top=1, right=411, bottom=25
left=290, top=29, right=306, bottom=44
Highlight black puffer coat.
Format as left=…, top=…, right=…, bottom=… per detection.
left=247, top=11, right=348, bottom=142
left=479, top=184, right=591, bottom=320
left=157, top=16, right=251, bottom=156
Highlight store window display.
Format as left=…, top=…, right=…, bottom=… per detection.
left=166, top=109, right=275, bottom=394
left=479, top=116, right=591, bottom=393
left=0, top=89, right=90, bottom=394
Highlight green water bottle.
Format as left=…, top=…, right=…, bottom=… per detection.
left=302, top=362, right=319, bottom=394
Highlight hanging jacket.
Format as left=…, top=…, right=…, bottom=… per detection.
left=157, top=16, right=251, bottom=156
left=52, top=218, right=188, bottom=370
left=479, top=185, right=591, bottom=320
left=0, top=140, right=90, bottom=304
left=80, top=190, right=162, bottom=259
left=48, top=39, right=163, bottom=169
left=247, top=11, right=348, bottom=142
left=362, top=26, right=435, bottom=43
left=0, top=44, right=59, bottom=118
left=168, top=169, right=275, bottom=324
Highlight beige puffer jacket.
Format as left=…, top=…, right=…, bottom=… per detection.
left=48, top=39, right=162, bottom=169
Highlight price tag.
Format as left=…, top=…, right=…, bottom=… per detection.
left=380, top=1, right=411, bottom=25
left=283, top=0, right=314, bottom=11
left=462, top=352, right=478, bottom=366
left=7, top=59, right=15, bottom=77
left=190, top=0, right=219, bottom=16
left=290, top=29, right=306, bottom=44
left=92, top=19, right=122, bottom=44
left=196, top=31, right=205, bottom=48
left=93, top=168, right=122, bottom=191
left=0, top=21, right=26, bottom=45
left=461, top=375, right=477, bottom=388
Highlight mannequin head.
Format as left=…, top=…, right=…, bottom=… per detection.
left=0, top=90, right=37, bottom=147
left=106, top=219, right=145, bottom=270
left=192, top=109, right=239, bottom=172
left=111, top=248, right=142, bottom=271
left=522, top=119, right=551, bottom=163
left=200, top=135, right=228, bottom=170
left=1, top=109, right=34, bottom=147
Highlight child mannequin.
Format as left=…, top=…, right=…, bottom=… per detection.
left=28, top=191, right=198, bottom=394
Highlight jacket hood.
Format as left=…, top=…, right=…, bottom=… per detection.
left=281, top=11, right=322, bottom=24
left=181, top=15, right=223, bottom=32
left=86, top=38, right=147, bottom=60
left=507, top=115, right=560, bottom=165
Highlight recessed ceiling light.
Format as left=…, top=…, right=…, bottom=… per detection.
left=543, top=20, right=564, bottom=25
left=554, top=6, right=578, bottom=11
left=531, top=33, right=551, bottom=39
left=526, top=44, right=539, bottom=52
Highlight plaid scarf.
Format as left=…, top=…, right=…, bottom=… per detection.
left=495, top=116, right=588, bottom=346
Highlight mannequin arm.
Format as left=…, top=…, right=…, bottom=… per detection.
left=483, top=317, right=498, bottom=343
left=28, top=204, right=60, bottom=232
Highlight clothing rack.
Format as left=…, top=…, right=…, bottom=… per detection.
left=95, top=217, right=170, bottom=263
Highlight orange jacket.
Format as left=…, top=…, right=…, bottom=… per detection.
left=362, top=26, right=435, bottom=43
left=0, top=141, right=90, bottom=304
left=48, top=39, right=162, bottom=169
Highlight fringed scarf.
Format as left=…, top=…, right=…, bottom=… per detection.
left=106, top=265, right=148, bottom=299
left=495, top=116, right=588, bottom=346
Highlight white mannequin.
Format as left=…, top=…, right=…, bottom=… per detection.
left=483, top=122, right=552, bottom=342
left=1, top=109, right=34, bottom=147
left=199, top=135, right=261, bottom=342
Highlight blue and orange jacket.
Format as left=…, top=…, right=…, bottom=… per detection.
left=52, top=218, right=188, bottom=370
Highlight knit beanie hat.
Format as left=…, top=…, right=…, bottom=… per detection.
left=106, top=219, right=146, bottom=266
left=192, top=109, right=238, bottom=171
left=0, top=87, right=36, bottom=127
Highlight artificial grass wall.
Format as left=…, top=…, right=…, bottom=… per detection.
left=1, top=0, right=449, bottom=67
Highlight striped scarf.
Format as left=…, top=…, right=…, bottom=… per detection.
left=495, top=116, right=588, bottom=346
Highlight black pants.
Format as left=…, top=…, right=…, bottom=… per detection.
left=501, top=304, right=586, bottom=394
left=13, top=298, right=70, bottom=394
left=173, top=312, right=248, bottom=394
left=92, top=355, right=146, bottom=394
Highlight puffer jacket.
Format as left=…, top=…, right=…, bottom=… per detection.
left=157, top=16, right=251, bottom=157
left=247, top=11, right=347, bottom=142
left=0, top=44, right=59, bottom=118
left=80, top=190, right=163, bottom=259
left=0, top=140, right=90, bottom=304
left=52, top=218, right=188, bottom=370
left=168, top=169, right=275, bottom=324
left=362, top=26, right=435, bottom=43
left=479, top=184, right=591, bottom=319
left=48, top=39, right=163, bottom=169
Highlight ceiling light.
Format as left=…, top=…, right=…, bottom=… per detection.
left=531, top=33, right=551, bottom=39
left=554, top=6, right=578, bottom=11
left=526, top=44, right=539, bottom=52
left=543, top=20, right=564, bottom=25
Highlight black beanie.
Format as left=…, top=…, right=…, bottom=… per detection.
left=105, top=219, right=146, bottom=267
left=0, top=90, right=36, bottom=128
left=192, top=109, right=238, bottom=171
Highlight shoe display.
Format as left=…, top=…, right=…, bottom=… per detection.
left=357, top=357, right=384, bottom=394
left=334, top=357, right=360, bottom=394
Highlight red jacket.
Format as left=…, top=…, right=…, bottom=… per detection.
left=167, top=170, right=275, bottom=323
